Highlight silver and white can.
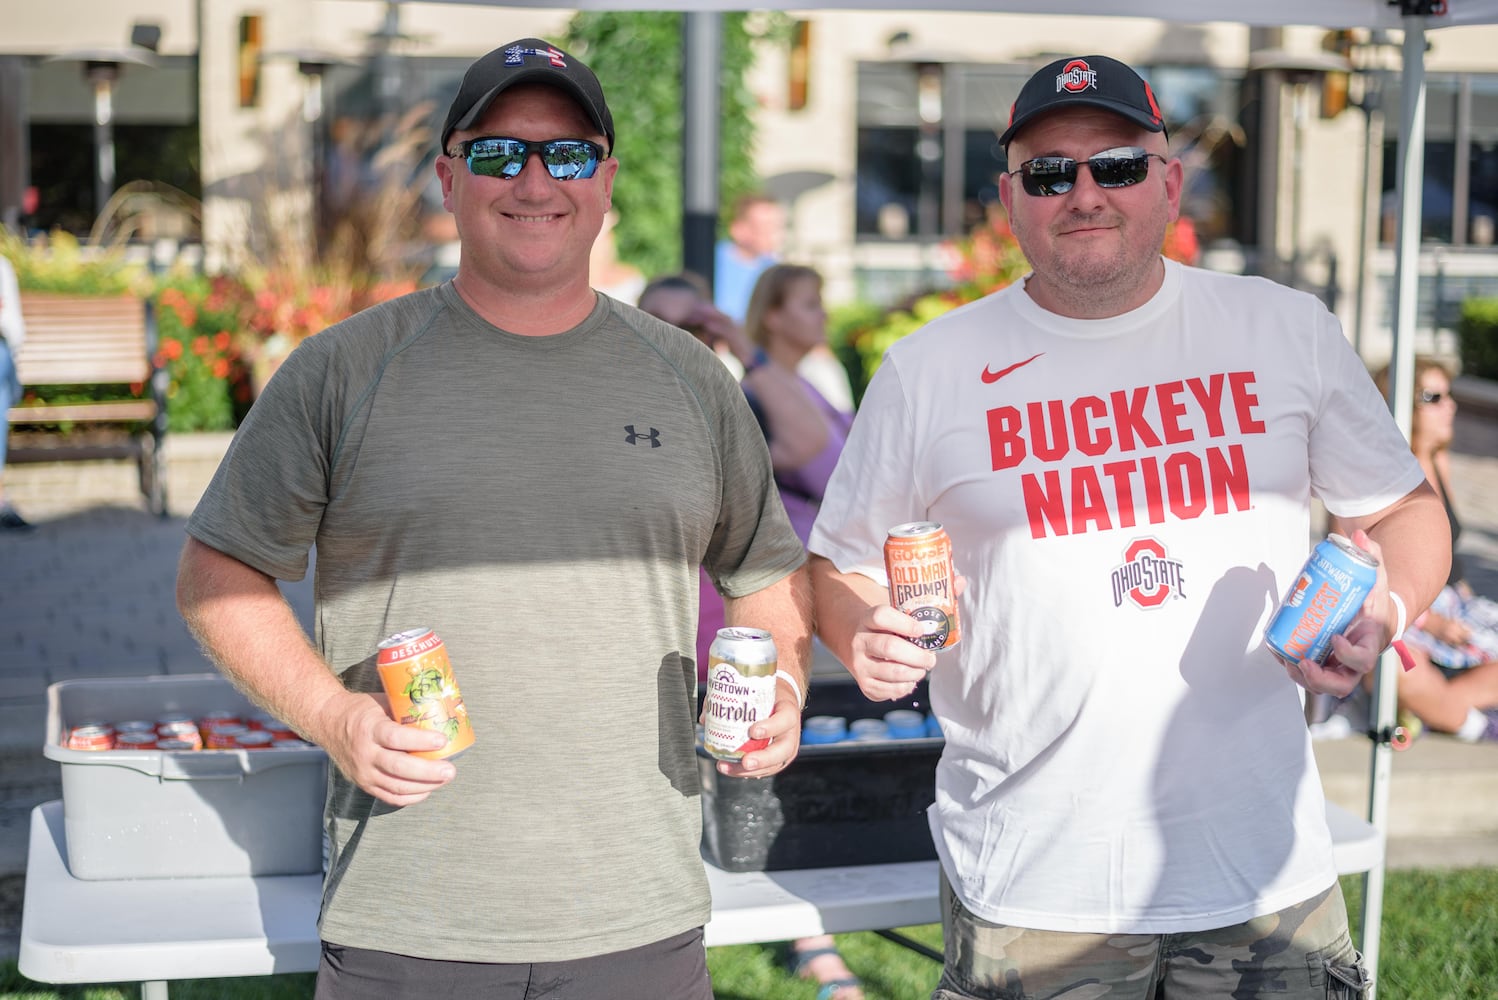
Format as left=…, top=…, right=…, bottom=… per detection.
left=702, top=627, right=778, bottom=762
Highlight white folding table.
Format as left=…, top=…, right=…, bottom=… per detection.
left=19, top=797, right=1383, bottom=999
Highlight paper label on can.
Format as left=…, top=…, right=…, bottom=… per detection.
left=702, top=660, right=777, bottom=760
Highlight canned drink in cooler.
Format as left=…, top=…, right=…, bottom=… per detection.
left=1265, top=533, right=1380, bottom=665
left=376, top=628, right=476, bottom=761
left=702, top=627, right=778, bottom=762
left=885, top=521, right=962, bottom=650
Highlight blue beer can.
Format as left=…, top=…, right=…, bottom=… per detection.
left=1264, top=533, right=1380, bottom=664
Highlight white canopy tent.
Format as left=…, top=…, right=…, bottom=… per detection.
left=419, top=1, right=1498, bottom=993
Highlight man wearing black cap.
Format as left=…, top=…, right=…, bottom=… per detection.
left=808, top=54, right=1448, bottom=998
left=178, top=38, right=811, bottom=999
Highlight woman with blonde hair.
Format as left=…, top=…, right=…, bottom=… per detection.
left=1364, top=357, right=1498, bottom=741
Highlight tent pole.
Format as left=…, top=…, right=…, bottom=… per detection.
left=1362, top=18, right=1427, bottom=999
left=682, top=12, right=721, bottom=287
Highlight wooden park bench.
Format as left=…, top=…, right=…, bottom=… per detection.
left=5, top=292, right=168, bottom=515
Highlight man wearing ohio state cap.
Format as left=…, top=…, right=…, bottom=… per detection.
left=809, top=53, right=1448, bottom=998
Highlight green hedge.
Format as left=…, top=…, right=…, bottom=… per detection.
left=1458, top=297, right=1498, bottom=380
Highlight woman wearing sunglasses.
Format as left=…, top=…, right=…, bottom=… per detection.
left=809, top=53, right=1447, bottom=1000
left=1351, top=359, right=1498, bottom=742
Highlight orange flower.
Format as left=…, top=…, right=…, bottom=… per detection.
left=192, top=336, right=211, bottom=356
left=161, top=339, right=184, bottom=359
left=214, top=331, right=232, bottom=350
left=212, top=359, right=230, bottom=378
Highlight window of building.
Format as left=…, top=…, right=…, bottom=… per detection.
left=854, top=60, right=1247, bottom=246
left=1380, top=72, right=1498, bottom=246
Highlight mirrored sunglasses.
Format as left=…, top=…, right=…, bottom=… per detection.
left=448, top=136, right=605, bottom=181
left=1418, top=389, right=1451, bottom=405
left=1011, top=146, right=1167, bottom=197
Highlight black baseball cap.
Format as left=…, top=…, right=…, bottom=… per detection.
left=441, top=38, right=615, bottom=154
left=998, top=54, right=1166, bottom=148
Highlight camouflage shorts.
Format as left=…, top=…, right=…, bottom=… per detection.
left=932, top=873, right=1370, bottom=999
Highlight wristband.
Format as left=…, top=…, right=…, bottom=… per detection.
left=774, top=669, right=805, bottom=709
left=743, top=347, right=770, bottom=375
left=1387, top=592, right=1407, bottom=648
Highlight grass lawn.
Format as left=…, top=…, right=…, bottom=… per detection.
left=4, top=869, right=1496, bottom=998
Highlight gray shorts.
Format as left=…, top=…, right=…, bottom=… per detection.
left=932, top=872, right=1369, bottom=999
left=314, top=927, right=712, bottom=1000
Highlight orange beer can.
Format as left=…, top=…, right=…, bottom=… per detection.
left=884, top=521, right=962, bottom=650
left=375, top=628, right=476, bottom=761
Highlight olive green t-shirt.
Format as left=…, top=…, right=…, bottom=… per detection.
left=187, top=284, right=804, bottom=961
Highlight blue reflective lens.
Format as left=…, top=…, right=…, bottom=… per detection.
left=451, top=137, right=604, bottom=181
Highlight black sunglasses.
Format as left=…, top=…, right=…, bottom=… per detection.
left=1010, top=146, right=1168, bottom=197
left=1418, top=389, right=1451, bottom=405
left=447, top=136, right=606, bottom=181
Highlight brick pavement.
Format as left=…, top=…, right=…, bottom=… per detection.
left=1, top=390, right=1495, bottom=961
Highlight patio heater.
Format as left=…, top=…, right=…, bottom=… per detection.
left=46, top=40, right=158, bottom=225
left=1247, top=46, right=1351, bottom=291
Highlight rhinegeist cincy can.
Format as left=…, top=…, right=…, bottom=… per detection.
left=376, top=628, right=476, bottom=760
left=885, top=521, right=961, bottom=650
left=1265, top=534, right=1380, bottom=665
left=703, top=627, right=778, bottom=762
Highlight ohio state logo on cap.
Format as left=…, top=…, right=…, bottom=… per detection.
left=1056, top=59, right=1099, bottom=94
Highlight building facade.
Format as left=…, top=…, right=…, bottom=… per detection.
left=6, top=3, right=1498, bottom=363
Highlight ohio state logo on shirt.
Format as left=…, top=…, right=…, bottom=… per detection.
left=1110, top=537, right=1187, bottom=609
left=1056, top=60, right=1098, bottom=94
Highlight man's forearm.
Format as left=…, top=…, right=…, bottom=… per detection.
left=808, top=554, right=884, bottom=667
left=723, top=563, right=814, bottom=696
left=176, top=537, right=348, bottom=744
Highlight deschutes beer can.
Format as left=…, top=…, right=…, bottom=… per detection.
left=702, top=627, right=778, bottom=762
left=885, top=521, right=962, bottom=650
left=376, top=628, right=476, bottom=761
left=1265, top=533, right=1380, bottom=665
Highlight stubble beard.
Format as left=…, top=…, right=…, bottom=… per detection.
left=1017, top=208, right=1170, bottom=316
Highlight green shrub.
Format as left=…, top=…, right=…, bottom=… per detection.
left=1457, top=297, right=1498, bottom=380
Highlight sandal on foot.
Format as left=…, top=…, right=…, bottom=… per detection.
left=788, top=946, right=864, bottom=1000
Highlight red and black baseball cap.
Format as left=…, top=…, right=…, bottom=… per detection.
left=998, top=54, right=1166, bottom=148
left=441, top=38, right=615, bottom=155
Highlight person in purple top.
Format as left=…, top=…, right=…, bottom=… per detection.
left=742, top=264, right=853, bottom=546
left=742, top=263, right=861, bottom=1000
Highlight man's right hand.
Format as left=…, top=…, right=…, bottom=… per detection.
left=843, top=603, right=943, bottom=702
left=317, top=690, right=457, bottom=807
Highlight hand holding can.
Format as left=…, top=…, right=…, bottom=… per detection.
left=375, top=628, right=476, bottom=761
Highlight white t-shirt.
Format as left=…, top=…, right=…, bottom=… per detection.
left=809, top=259, right=1424, bottom=933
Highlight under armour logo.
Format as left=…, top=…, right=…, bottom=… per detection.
left=624, top=425, right=661, bottom=448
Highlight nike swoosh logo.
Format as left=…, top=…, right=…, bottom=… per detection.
left=981, top=352, right=1044, bottom=384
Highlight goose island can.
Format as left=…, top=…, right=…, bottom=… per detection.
left=703, top=627, right=778, bottom=762
left=376, top=628, right=476, bottom=760
left=1265, top=534, right=1379, bottom=665
left=885, top=521, right=961, bottom=650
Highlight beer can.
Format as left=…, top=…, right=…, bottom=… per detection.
left=884, top=521, right=962, bottom=650
left=66, top=724, right=115, bottom=751
left=205, top=723, right=248, bottom=749
left=1265, top=533, right=1380, bottom=665
left=235, top=730, right=276, bottom=750
left=702, top=627, right=778, bottom=762
left=156, top=737, right=197, bottom=752
left=376, top=628, right=476, bottom=761
left=114, top=731, right=158, bottom=750
left=157, top=721, right=203, bottom=749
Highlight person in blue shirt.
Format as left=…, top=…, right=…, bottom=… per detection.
left=714, top=192, right=785, bottom=323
